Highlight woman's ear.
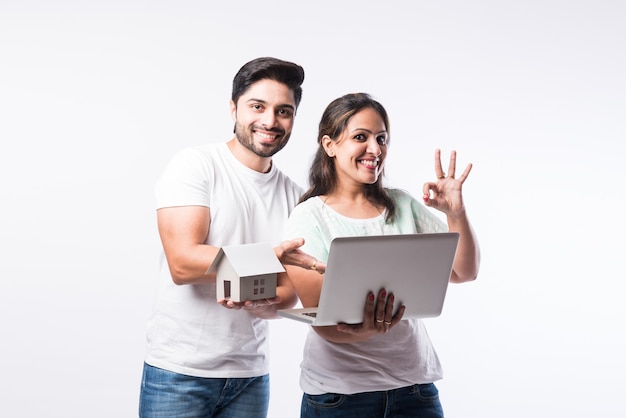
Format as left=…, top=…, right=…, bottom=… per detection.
left=321, top=135, right=335, bottom=157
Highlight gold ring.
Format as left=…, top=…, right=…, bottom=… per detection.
left=384, top=321, right=392, bottom=325
left=376, top=318, right=384, bottom=323
left=310, top=259, right=318, bottom=271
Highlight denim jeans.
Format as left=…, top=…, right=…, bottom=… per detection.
left=301, top=383, right=444, bottom=418
left=139, top=363, right=270, bottom=418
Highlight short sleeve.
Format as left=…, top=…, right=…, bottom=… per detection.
left=155, top=148, right=212, bottom=209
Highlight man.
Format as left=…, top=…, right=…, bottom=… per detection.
left=139, top=57, right=321, bottom=418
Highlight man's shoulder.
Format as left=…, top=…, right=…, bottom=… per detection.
left=271, top=168, right=304, bottom=194
left=168, top=142, right=228, bottom=164
left=184, top=141, right=226, bottom=157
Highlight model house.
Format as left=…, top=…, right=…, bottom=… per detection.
left=208, top=242, right=285, bottom=302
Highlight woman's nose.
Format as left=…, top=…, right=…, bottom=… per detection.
left=367, top=137, right=382, bottom=156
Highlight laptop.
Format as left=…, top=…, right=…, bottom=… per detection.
left=278, top=232, right=459, bottom=326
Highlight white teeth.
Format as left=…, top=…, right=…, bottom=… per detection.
left=256, top=132, right=277, bottom=140
left=359, top=160, right=378, bottom=167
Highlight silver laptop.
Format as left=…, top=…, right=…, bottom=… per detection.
left=278, top=232, right=460, bottom=326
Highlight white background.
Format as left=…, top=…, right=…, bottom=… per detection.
left=1, top=1, right=625, bottom=417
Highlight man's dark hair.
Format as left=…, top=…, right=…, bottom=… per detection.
left=231, top=57, right=305, bottom=108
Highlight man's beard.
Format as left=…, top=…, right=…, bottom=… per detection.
left=234, top=122, right=289, bottom=158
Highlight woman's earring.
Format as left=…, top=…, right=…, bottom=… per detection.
left=328, top=151, right=334, bottom=157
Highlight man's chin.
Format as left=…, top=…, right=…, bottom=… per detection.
left=256, top=141, right=288, bottom=157
left=252, top=144, right=278, bottom=158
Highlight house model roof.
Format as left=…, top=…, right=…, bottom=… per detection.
left=207, top=242, right=285, bottom=276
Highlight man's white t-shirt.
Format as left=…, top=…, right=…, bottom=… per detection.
left=145, top=142, right=302, bottom=378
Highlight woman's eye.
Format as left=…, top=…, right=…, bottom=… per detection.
left=354, top=134, right=366, bottom=141
left=377, top=136, right=388, bottom=145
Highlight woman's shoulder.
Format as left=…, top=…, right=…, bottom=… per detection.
left=385, top=187, right=414, bottom=203
left=292, top=195, right=323, bottom=214
left=385, top=187, right=433, bottom=216
left=386, top=188, right=447, bottom=232
left=291, top=196, right=321, bottom=216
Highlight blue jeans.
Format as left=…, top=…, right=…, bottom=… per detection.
left=139, top=363, right=270, bottom=418
left=301, top=383, right=444, bottom=418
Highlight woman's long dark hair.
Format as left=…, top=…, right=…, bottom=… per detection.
left=300, top=93, right=396, bottom=222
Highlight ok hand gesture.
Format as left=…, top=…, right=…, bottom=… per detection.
left=422, top=149, right=472, bottom=217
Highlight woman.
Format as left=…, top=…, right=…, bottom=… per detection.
left=284, top=93, right=480, bottom=417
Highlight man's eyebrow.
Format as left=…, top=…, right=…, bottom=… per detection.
left=245, top=98, right=295, bottom=111
left=245, top=97, right=267, bottom=104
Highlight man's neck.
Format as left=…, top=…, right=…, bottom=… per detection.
left=227, top=138, right=272, bottom=173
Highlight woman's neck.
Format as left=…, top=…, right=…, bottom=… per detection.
left=321, top=192, right=383, bottom=219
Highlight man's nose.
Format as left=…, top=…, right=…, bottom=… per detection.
left=260, top=110, right=278, bottom=128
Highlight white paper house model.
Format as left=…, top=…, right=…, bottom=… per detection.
left=208, top=242, right=285, bottom=302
